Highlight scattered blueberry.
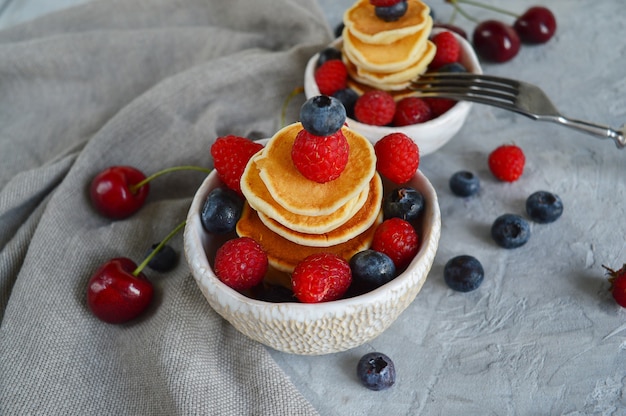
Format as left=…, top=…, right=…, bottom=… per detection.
left=144, top=243, right=178, bottom=272
left=491, top=213, right=531, bottom=249
left=349, top=250, right=396, bottom=295
left=437, top=62, right=467, bottom=73
left=200, top=187, right=244, bottom=234
left=383, top=187, right=425, bottom=221
left=375, top=1, right=408, bottom=22
left=526, top=190, right=563, bottom=223
left=316, top=47, right=342, bottom=68
left=449, top=170, right=480, bottom=197
left=300, top=95, right=347, bottom=137
left=443, top=255, right=484, bottom=292
left=356, top=352, right=396, bottom=391
left=333, top=88, right=359, bottom=118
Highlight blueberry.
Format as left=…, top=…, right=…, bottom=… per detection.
left=349, top=250, right=396, bottom=295
left=526, top=191, right=563, bottom=223
left=200, top=187, right=244, bottom=234
left=443, top=255, right=484, bottom=292
left=316, top=47, right=342, bottom=68
left=383, top=187, right=425, bottom=221
left=375, top=1, right=408, bottom=22
left=449, top=170, right=480, bottom=197
left=491, top=213, right=531, bottom=249
left=143, top=243, right=178, bottom=272
left=300, top=95, right=347, bottom=137
left=333, top=88, right=359, bottom=119
left=357, top=352, right=396, bottom=391
left=437, top=62, right=467, bottom=73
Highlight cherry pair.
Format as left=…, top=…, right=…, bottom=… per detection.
left=442, top=0, right=557, bottom=63
left=87, top=164, right=210, bottom=324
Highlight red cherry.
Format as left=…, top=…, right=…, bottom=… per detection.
left=87, top=257, right=154, bottom=324
left=514, top=6, right=556, bottom=44
left=472, top=20, right=521, bottom=63
left=90, top=166, right=149, bottom=219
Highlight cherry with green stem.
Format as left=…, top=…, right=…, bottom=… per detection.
left=90, top=165, right=212, bottom=219
left=87, top=220, right=186, bottom=324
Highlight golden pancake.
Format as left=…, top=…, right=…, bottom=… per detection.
left=343, top=0, right=431, bottom=45
left=236, top=202, right=382, bottom=273
left=252, top=123, right=376, bottom=217
left=346, top=40, right=436, bottom=90
left=242, top=152, right=369, bottom=234
left=346, top=77, right=417, bottom=100
left=257, top=173, right=382, bottom=247
left=342, top=17, right=432, bottom=73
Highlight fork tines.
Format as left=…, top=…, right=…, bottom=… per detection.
left=410, top=72, right=521, bottom=110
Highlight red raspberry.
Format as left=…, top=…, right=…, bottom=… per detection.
left=315, top=60, right=348, bottom=96
left=369, top=0, right=402, bottom=6
left=291, top=128, right=349, bottom=183
left=211, top=135, right=263, bottom=195
left=488, top=144, right=525, bottom=182
left=429, top=31, right=461, bottom=70
left=354, top=90, right=396, bottom=126
left=291, top=253, right=352, bottom=303
left=603, top=264, right=626, bottom=308
left=423, top=97, right=456, bottom=117
left=214, top=237, right=268, bottom=291
left=371, top=218, right=419, bottom=270
left=393, top=96, right=433, bottom=126
left=374, top=132, right=420, bottom=184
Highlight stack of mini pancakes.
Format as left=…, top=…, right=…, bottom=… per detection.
left=342, top=0, right=435, bottom=94
left=237, top=123, right=383, bottom=278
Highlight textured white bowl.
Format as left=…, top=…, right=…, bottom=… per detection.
left=184, top=168, right=441, bottom=355
left=304, top=28, right=482, bottom=155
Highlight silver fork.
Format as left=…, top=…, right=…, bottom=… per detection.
left=410, top=73, right=626, bottom=149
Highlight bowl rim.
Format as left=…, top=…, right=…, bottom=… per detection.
left=184, top=165, right=441, bottom=317
left=303, top=28, right=483, bottom=134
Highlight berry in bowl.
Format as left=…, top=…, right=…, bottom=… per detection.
left=184, top=96, right=441, bottom=355
left=304, top=0, right=482, bottom=155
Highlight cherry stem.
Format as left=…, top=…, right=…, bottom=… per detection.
left=449, top=7, right=458, bottom=24
left=133, top=220, right=187, bottom=277
left=447, top=0, right=479, bottom=24
left=130, top=165, right=212, bottom=194
left=281, top=86, right=304, bottom=127
left=447, top=0, right=519, bottom=23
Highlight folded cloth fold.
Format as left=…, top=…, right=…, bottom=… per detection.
left=0, top=0, right=331, bottom=414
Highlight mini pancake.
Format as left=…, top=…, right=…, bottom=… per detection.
left=252, top=123, right=376, bottom=217
left=346, top=77, right=417, bottom=100
left=236, top=202, right=383, bottom=273
left=257, top=173, right=383, bottom=247
left=242, top=152, right=369, bottom=234
left=343, top=0, right=432, bottom=45
left=345, top=40, right=436, bottom=90
left=342, top=17, right=433, bottom=73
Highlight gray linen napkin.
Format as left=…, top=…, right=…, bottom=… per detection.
left=0, top=0, right=332, bottom=414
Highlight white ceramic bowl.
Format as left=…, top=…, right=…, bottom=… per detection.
left=304, top=29, right=482, bottom=155
left=184, top=168, right=441, bottom=355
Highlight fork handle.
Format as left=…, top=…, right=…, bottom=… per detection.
left=543, top=115, right=626, bottom=149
